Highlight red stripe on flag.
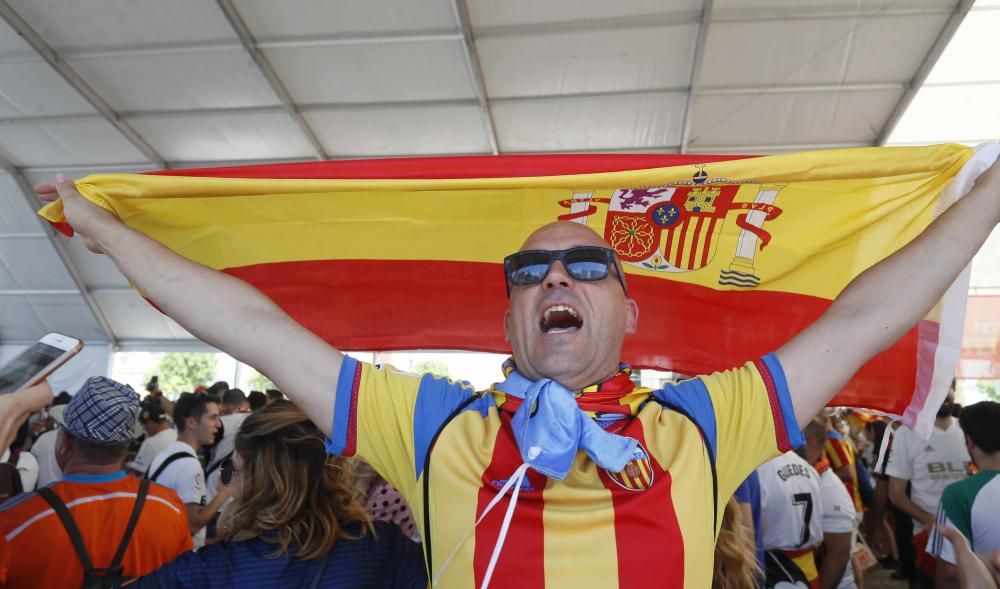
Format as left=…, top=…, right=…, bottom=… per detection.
left=221, top=259, right=922, bottom=414
left=701, top=218, right=717, bottom=268
left=688, top=217, right=704, bottom=270
left=150, top=154, right=757, bottom=180
left=663, top=227, right=674, bottom=260
left=472, top=414, right=547, bottom=588
left=906, top=319, right=941, bottom=425
left=674, top=220, right=690, bottom=268
left=598, top=425, right=683, bottom=587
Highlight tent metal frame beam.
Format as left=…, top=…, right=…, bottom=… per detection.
left=0, top=290, right=82, bottom=296
left=876, top=0, right=976, bottom=146
left=0, top=232, right=47, bottom=239
left=0, top=5, right=975, bottom=65
left=215, top=0, right=328, bottom=160
left=0, top=158, right=118, bottom=346
left=0, top=82, right=913, bottom=127
left=679, top=0, right=713, bottom=154
left=0, top=0, right=166, bottom=169
left=450, top=0, right=500, bottom=154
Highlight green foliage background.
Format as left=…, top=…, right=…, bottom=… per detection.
left=978, top=380, right=999, bottom=402
left=412, top=360, right=450, bottom=379
left=248, top=370, right=276, bottom=392
left=146, top=353, right=217, bottom=395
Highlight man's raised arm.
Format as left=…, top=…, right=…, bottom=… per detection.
left=36, top=177, right=342, bottom=436
left=778, top=152, right=1000, bottom=427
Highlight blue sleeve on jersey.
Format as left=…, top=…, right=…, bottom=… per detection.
left=412, top=374, right=478, bottom=479
left=327, top=355, right=360, bottom=456
left=652, top=378, right=719, bottom=463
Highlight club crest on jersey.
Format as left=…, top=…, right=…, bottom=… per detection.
left=606, top=442, right=654, bottom=491
left=556, top=165, right=785, bottom=288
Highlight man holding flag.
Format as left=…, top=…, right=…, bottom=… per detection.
left=34, top=147, right=1000, bottom=588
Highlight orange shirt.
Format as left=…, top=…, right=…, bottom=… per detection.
left=0, top=471, right=192, bottom=588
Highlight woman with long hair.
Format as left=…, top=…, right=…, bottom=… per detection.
left=713, top=497, right=763, bottom=589
left=134, top=400, right=426, bottom=588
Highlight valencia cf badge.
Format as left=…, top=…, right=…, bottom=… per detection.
left=606, top=442, right=654, bottom=491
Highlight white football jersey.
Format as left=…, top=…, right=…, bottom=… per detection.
left=884, top=421, right=970, bottom=534
left=818, top=465, right=858, bottom=589
left=758, top=451, right=824, bottom=552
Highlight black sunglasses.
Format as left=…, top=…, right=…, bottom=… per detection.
left=220, top=457, right=239, bottom=486
left=503, top=246, right=627, bottom=297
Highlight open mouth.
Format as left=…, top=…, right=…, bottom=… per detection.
left=540, top=304, right=584, bottom=333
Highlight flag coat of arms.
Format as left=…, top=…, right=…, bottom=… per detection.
left=39, top=143, right=1000, bottom=436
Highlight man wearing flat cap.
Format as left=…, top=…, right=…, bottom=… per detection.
left=0, top=377, right=192, bottom=588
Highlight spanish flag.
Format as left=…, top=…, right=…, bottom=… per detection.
left=39, top=144, right=997, bottom=436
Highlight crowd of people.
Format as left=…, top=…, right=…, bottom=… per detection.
left=3, top=368, right=1000, bottom=589
left=0, top=377, right=427, bottom=588
left=729, top=393, right=1000, bottom=589
left=0, top=157, right=998, bottom=588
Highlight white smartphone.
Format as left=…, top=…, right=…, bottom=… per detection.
left=0, top=332, right=83, bottom=395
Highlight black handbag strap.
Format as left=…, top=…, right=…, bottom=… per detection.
left=148, top=451, right=197, bottom=482
left=37, top=486, right=95, bottom=572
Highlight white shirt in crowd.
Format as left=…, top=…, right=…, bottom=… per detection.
left=758, top=451, right=824, bottom=552
left=127, top=427, right=178, bottom=474
left=884, top=421, right=970, bottom=534
left=29, top=429, right=61, bottom=488
left=818, top=464, right=858, bottom=589
left=148, top=439, right=207, bottom=549
left=1, top=449, right=38, bottom=492
left=206, top=412, right=248, bottom=511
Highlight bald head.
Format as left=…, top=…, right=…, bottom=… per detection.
left=520, top=221, right=612, bottom=251
left=516, top=222, right=629, bottom=294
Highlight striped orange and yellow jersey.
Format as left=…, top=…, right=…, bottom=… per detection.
left=825, top=429, right=863, bottom=511
left=327, top=353, right=803, bottom=588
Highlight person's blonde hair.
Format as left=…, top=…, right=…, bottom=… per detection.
left=218, top=400, right=372, bottom=559
left=712, top=497, right=761, bottom=589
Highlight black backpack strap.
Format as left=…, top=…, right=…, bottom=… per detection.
left=107, top=478, right=149, bottom=573
left=148, top=451, right=196, bottom=482
left=37, top=487, right=96, bottom=573
left=206, top=451, right=233, bottom=476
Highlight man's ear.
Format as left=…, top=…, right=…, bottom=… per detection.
left=624, top=298, right=639, bottom=334
left=503, top=308, right=512, bottom=343
left=55, top=429, right=71, bottom=459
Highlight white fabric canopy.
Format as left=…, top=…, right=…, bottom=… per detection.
left=0, top=0, right=998, bottom=349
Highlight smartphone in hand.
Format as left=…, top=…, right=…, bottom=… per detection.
left=0, top=333, right=83, bottom=395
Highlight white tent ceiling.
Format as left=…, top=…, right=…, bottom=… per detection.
left=1, top=0, right=998, bottom=348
